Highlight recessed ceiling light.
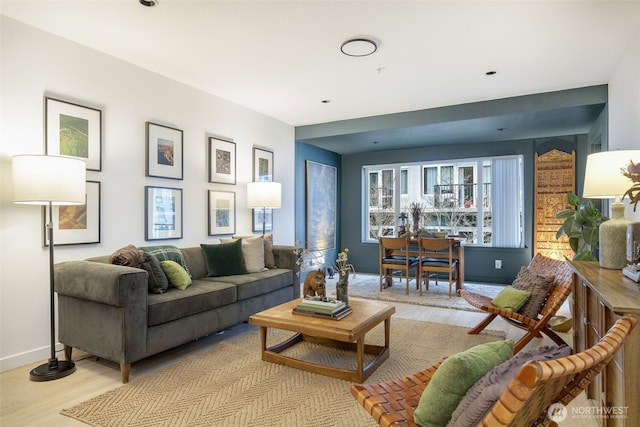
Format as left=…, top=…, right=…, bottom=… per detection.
left=321, top=99, right=331, bottom=104
left=497, top=128, right=507, bottom=132
left=139, top=0, right=158, bottom=7
left=341, top=38, right=378, bottom=57
left=486, top=71, right=497, bottom=76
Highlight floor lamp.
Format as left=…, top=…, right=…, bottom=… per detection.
left=247, top=181, right=281, bottom=235
left=12, top=155, right=86, bottom=381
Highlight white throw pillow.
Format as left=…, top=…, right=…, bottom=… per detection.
left=220, top=236, right=265, bottom=273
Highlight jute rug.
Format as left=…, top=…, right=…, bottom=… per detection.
left=61, top=319, right=504, bottom=427
left=326, top=274, right=503, bottom=312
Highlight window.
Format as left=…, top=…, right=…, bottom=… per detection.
left=363, top=155, right=523, bottom=247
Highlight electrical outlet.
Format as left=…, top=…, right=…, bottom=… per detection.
left=495, top=259, right=502, bottom=269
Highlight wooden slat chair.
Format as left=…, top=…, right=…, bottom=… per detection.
left=351, top=315, right=636, bottom=427
left=458, top=253, right=573, bottom=353
left=416, top=237, right=458, bottom=298
left=379, top=237, right=419, bottom=295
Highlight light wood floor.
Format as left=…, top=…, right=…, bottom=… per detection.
left=1, top=295, right=597, bottom=427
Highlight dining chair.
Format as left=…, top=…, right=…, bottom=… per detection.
left=416, top=237, right=458, bottom=298
left=379, top=237, right=418, bottom=295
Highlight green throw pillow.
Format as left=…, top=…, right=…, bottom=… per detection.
left=200, top=239, right=248, bottom=277
left=413, top=339, right=514, bottom=427
left=491, top=286, right=531, bottom=312
left=160, top=260, right=192, bottom=290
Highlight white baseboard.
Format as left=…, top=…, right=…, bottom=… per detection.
left=0, top=343, right=65, bottom=373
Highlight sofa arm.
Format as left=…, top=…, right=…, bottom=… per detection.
left=55, top=260, right=148, bottom=307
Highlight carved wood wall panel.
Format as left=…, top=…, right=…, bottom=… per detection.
left=534, top=149, right=575, bottom=260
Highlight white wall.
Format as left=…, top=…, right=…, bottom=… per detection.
left=0, top=17, right=295, bottom=371
left=608, top=30, right=640, bottom=222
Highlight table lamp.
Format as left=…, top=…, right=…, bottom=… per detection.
left=12, top=154, right=86, bottom=381
left=582, top=150, right=637, bottom=269
left=247, top=181, right=281, bottom=235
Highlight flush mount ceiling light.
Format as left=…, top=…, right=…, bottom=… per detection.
left=341, top=38, right=378, bottom=57
left=139, top=0, right=158, bottom=7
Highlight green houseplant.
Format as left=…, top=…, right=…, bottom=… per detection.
left=555, top=192, right=608, bottom=261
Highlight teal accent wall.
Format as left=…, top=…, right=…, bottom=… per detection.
left=295, top=142, right=341, bottom=275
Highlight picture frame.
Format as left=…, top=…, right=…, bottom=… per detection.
left=306, top=160, right=337, bottom=251
left=253, top=147, right=274, bottom=182
left=45, top=97, right=102, bottom=171
left=43, top=180, right=101, bottom=246
left=208, top=137, right=236, bottom=184
left=145, top=186, right=183, bottom=240
left=252, top=208, right=273, bottom=233
left=252, top=146, right=274, bottom=232
left=208, top=190, right=236, bottom=235
left=146, top=122, right=184, bottom=180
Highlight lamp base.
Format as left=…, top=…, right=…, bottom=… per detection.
left=29, top=358, right=75, bottom=382
left=599, top=203, right=630, bottom=270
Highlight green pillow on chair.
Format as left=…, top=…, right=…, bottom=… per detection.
left=413, top=339, right=514, bottom=427
left=491, top=285, right=531, bottom=312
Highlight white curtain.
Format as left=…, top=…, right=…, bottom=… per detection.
left=492, top=157, right=522, bottom=247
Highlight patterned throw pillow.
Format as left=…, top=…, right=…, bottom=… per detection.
left=139, top=245, right=192, bottom=278
left=511, top=266, right=555, bottom=319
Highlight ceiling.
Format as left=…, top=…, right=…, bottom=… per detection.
left=2, top=1, right=638, bottom=154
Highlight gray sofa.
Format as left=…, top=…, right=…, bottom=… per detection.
left=54, top=245, right=299, bottom=383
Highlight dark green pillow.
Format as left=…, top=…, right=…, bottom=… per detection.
left=491, top=285, right=531, bottom=312
left=139, top=245, right=192, bottom=278
left=200, top=240, right=247, bottom=277
left=413, top=339, right=514, bottom=427
left=160, top=260, right=192, bottom=290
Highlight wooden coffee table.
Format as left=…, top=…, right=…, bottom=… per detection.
left=249, top=299, right=395, bottom=382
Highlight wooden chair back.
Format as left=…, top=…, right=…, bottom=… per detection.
left=379, top=237, right=416, bottom=294
left=351, top=315, right=636, bottom=427
left=416, top=237, right=458, bottom=297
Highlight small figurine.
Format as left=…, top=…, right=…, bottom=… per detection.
left=303, top=269, right=326, bottom=297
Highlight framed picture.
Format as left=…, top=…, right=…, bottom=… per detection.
left=208, top=190, right=236, bottom=235
left=146, top=122, right=183, bottom=180
left=45, top=97, right=102, bottom=171
left=208, top=137, right=236, bottom=184
left=306, top=160, right=337, bottom=251
left=253, top=147, right=274, bottom=182
left=145, top=186, right=183, bottom=240
left=43, top=180, right=101, bottom=246
left=252, top=208, right=273, bottom=233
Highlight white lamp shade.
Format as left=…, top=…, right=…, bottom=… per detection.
left=247, top=181, right=281, bottom=209
left=12, top=155, right=86, bottom=205
left=583, top=150, right=639, bottom=199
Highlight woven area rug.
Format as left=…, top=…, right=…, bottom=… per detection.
left=61, top=319, right=504, bottom=426
left=326, top=274, right=503, bottom=312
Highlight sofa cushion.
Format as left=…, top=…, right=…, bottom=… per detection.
left=181, top=247, right=208, bottom=280
left=109, top=244, right=144, bottom=268
left=212, top=269, right=293, bottom=301
left=139, top=245, right=192, bottom=278
left=221, top=236, right=266, bottom=273
left=140, top=252, right=169, bottom=294
left=512, top=266, right=555, bottom=319
left=414, top=339, right=514, bottom=427
left=160, top=260, right=192, bottom=290
left=147, top=280, right=237, bottom=326
left=201, top=240, right=248, bottom=277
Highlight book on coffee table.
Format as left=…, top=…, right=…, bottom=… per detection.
left=292, top=305, right=352, bottom=320
left=296, top=301, right=346, bottom=315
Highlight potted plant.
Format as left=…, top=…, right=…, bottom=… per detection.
left=555, top=192, right=608, bottom=261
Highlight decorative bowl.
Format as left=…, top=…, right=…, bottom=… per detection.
left=549, top=315, right=573, bottom=333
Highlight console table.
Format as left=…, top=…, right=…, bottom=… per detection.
left=569, top=261, right=640, bottom=427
